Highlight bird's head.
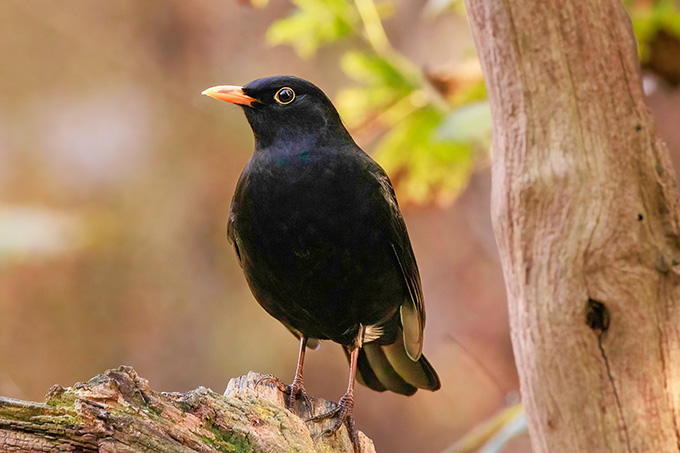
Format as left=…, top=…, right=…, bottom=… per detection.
left=202, top=75, right=351, bottom=149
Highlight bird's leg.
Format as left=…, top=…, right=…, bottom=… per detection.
left=256, top=336, right=312, bottom=417
left=307, top=340, right=362, bottom=452
left=287, top=336, right=312, bottom=414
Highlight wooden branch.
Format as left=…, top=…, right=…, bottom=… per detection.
left=465, top=0, right=680, bottom=451
left=0, top=366, right=375, bottom=452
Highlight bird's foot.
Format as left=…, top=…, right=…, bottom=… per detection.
left=256, top=374, right=312, bottom=417
left=307, top=393, right=360, bottom=452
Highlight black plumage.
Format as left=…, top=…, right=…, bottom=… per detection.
left=203, top=75, right=440, bottom=447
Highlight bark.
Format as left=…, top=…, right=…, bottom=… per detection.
left=464, top=0, right=680, bottom=451
left=0, top=366, right=374, bottom=452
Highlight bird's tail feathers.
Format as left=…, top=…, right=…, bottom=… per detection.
left=347, top=335, right=440, bottom=395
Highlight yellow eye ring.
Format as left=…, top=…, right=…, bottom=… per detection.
left=274, top=87, right=295, bottom=105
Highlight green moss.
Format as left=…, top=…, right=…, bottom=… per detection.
left=0, top=401, right=80, bottom=427
left=0, top=404, right=47, bottom=422
left=252, top=401, right=279, bottom=421
left=197, top=420, right=253, bottom=452
left=30, top=413, right=82, bottom=426
left=45, top=392, right=77, bottom=410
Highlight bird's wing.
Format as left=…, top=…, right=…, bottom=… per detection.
left=371, top=168, right=425, bottom=361
left=227, top=209, right=242, bottom=264
left=227, top=168, right=251, bottom=267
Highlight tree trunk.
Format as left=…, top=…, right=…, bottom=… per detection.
left=464, top=0, right=680, bottom=451
left=0, top=366, right=374, bottom=452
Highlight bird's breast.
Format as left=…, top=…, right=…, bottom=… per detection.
left=240, top=149, right=377, bottom=239
left=230, top=149, right=404, bottom=338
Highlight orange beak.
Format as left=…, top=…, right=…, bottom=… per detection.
left=202, top=85, right=257, bottom=106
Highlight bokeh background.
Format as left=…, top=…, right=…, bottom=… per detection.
left=1, top=1, right=680, bottom=452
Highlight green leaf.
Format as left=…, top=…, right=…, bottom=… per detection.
left=266, top=0, right=358, bottom=57
left=627, top=0, right=680, bottom=62
left=436, top=101, right=491, bottom=145
left=335, top=85, right=397, bottom=126
left=336, top=51, right=418, bottom=127
left=449, top=79, right=487, bottom=106
left=341, top=51, right=413, bottom=89
left=374, top=107, right=475, bottom=204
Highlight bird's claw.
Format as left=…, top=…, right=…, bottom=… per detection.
left=255, top=374, right=289, bottom=393
left=287, top=378, right=313, bottom=418
left=306, top=393, right=360, bottom=452
left=256, top=374, right=312, bottom=418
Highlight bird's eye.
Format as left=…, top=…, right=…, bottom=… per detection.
left=274, top=87, right=295, bottom=105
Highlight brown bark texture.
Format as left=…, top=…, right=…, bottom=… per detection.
left=0, top=366, right=374, bottom=452
left=464, top=0, right=680, bottom=451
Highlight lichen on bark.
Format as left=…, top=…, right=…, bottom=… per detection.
left=0, top=366, right=375, bottom=452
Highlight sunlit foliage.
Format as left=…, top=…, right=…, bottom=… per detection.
left=266, top=0, right=489, bottom=205
left=628, top=0, right=680, bottom=61
left=265, top=0, right=680, bottom=207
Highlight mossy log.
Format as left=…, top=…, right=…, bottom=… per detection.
left=0, top=366, right=375, bottom=452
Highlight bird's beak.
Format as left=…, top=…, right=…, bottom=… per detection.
left=202, top=85, right=257, bottom=106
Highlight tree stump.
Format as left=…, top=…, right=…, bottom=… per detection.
left=0, top=366, right=375, bottom=452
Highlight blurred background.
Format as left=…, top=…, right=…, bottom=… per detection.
left=1, top=0, right=680, bottom=451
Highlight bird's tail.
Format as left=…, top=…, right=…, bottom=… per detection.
left=346, top=336, right=441, bottom=396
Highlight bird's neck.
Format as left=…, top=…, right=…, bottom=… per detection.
left=253, top=123, right=355, bottom=155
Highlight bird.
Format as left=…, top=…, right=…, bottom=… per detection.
left=202, top=75, right=440, bottom=450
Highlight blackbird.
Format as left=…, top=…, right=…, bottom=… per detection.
left=203, top=76, right=440, bottom=448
